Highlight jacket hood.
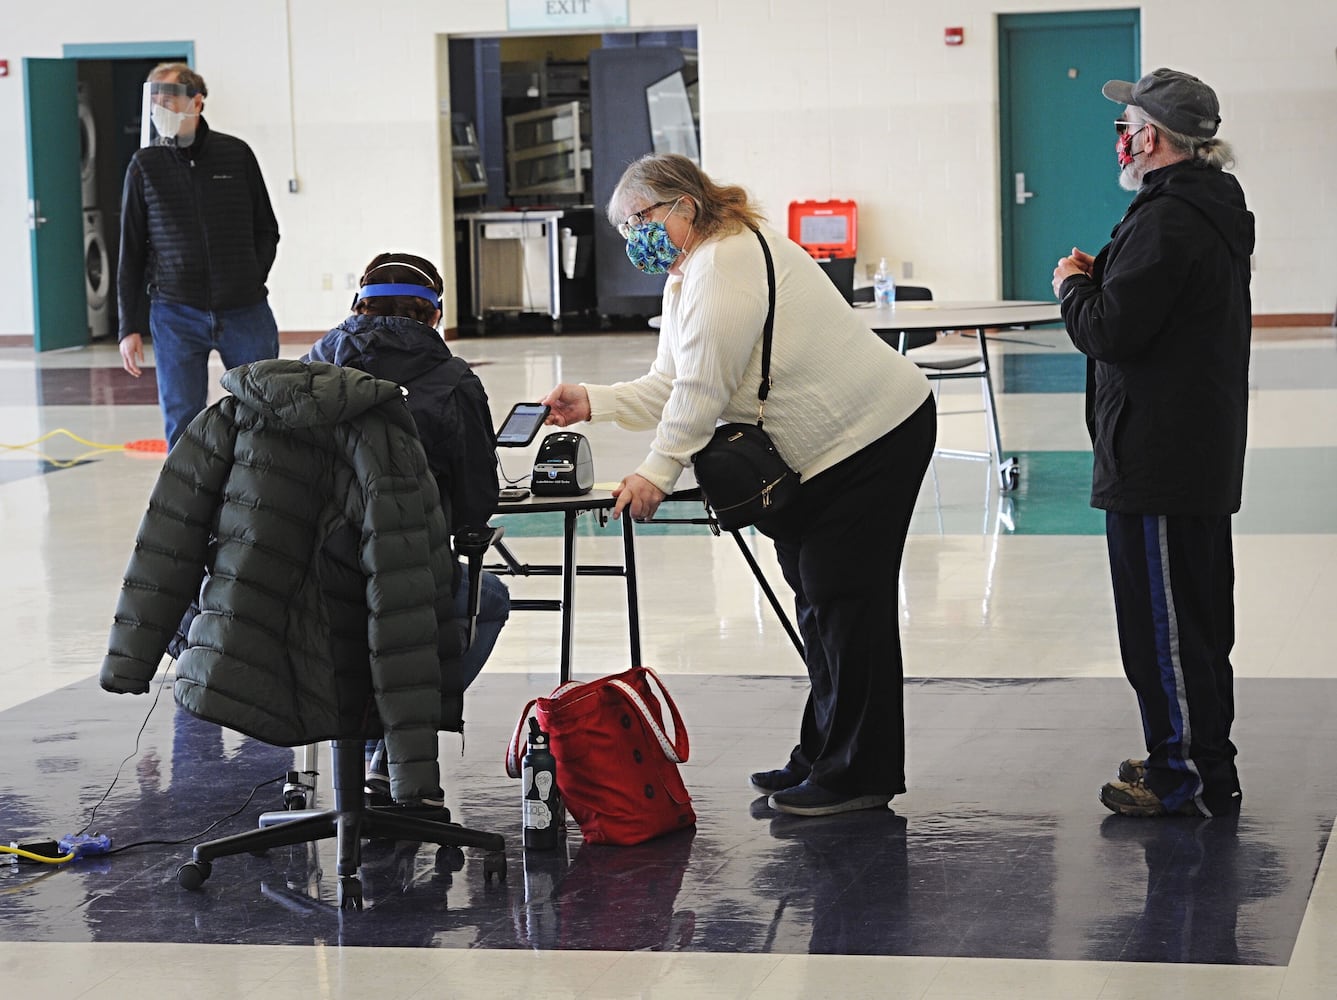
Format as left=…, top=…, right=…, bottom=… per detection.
left=306, top=314, right=453, bottom=388
left=1135, top=160, right=1255, bottom=260
left=220, top=358, right=407, bottom=428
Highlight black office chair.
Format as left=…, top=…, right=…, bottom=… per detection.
left=852, top=281, right=936, bottom=350
left=856, top=282, right=1008, bottom=481
left=816, top=256, right=857, bottom=304
left=176, top=526, right=507, bottom=909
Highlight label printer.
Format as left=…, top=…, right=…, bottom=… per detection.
left=530, top=432, right=594, bottom=496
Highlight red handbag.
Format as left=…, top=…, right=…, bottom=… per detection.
left=506, top=666, right=696, bottom=846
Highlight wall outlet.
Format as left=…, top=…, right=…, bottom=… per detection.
left=320, top=273, right=333, bottom=291
left=345, top=273, right=357, bottom=290
left=902, top=261, right=914, bottom=280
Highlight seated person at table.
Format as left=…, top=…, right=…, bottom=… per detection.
left=305, top=251, right=509, bottom=804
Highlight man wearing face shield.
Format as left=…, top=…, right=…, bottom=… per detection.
left=1051, top=69, right=1255, bottom=820
left=117, top=63, right=281, bottom=447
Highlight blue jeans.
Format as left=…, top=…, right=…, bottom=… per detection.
left=366, top=566, right=510, bottom=766
left=454, top=565, right=511, bottom=689
left=149, top=298, right=280, bottom=447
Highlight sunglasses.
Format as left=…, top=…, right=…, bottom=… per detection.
left=1114, top=120, right=1148, bottom=136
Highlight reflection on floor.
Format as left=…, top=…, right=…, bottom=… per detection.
left=3, top=326, right=1336, bottom=998
left=3, top=672, right=1331, bottom=965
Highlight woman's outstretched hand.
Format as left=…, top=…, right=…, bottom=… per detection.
left=541, top=383, right=591, bottom=427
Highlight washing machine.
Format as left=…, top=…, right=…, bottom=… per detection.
left=78, top=83, right=98, bottom=209
left=84, top=209, right=113, bottom=340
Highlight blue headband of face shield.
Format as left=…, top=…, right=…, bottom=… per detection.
left=352, top=282, right=441, bottom=310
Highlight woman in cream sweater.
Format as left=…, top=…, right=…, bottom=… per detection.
left=542, top=154, right=936, bottom=817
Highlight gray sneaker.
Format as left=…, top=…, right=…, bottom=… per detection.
left=749, top=764, right=808, bottom=796
left=768, top=778, right=892, bottom=817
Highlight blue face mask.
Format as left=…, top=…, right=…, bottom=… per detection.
left=625, top=221, right=684, bottom=275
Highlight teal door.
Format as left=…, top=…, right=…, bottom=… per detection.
left=999, top=11, right=1140, bottom=301
left=23, top=58, right=87, bottom=352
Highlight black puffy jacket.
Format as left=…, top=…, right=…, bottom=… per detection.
left=117, top=117, right=280, bottom=338
left=305, top=315, right=499, bottom=531
left=1060, top=159, right=1255, bottom=515
left=101, top=360, right=459, bottom=802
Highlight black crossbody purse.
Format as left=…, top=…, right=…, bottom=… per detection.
left=691, top=229, right=800, bottom=531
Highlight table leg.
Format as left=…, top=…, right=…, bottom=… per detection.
left=546, top=219, right=562, bottom=321
left=729, top=530, right=804, bottom=657
left=974, top=327, right=1018, bottom=492
left=560, top=508, right=577, bottom=684
left=622, top=515, right=642, bottom=666
left=469, top=218, right=484, bottom=322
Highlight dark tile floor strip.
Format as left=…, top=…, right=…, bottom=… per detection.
left=1, top=674, right=1330, bottom=964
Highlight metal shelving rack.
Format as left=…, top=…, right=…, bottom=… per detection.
left=504, top=101, right=588, bottom=198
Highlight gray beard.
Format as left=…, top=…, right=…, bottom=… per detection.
left=1118, top=162, right=1143, bottom=192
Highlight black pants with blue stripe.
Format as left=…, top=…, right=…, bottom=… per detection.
left=1106, top=512, right=1242, bottom=816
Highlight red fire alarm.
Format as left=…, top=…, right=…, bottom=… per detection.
left=945, top=27, right=965, bottom=46
left=0, top=60, right=9, bottom=78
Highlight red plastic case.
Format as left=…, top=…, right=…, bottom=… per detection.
left=787, top=199, right=858, bottom=259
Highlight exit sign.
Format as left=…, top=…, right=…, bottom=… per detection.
left=507, top=0, right=628, bottom=31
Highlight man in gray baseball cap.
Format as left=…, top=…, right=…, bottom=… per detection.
left=1050, top=68, right=1254, bottom=820
left=1101, top=67, right=1221, bottom=139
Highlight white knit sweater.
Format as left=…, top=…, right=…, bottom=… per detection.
left=584, top=225, right=931, bottom=494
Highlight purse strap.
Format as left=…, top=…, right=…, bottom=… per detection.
left=608, top=666, right=690, bottom=764
left=503, top=666, right=690, bottom=778
left=751, top=228, right=778, bottom=428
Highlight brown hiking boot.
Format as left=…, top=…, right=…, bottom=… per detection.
left=1099, top=779, right=1200, bottom=817
left=1117, top=758, right=1146, bottom=783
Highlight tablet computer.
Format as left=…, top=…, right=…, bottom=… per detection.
left=496, top=403, right=550, bottom=447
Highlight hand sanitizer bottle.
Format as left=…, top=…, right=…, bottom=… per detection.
left=873, top=257, right=896, bottom=307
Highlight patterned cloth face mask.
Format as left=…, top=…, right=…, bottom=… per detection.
left=622, top=198, right=686, bottom=274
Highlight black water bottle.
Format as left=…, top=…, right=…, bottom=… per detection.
left=522, top=718, right=562, bottom=850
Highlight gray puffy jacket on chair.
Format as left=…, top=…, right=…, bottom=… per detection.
left=101, top=359, right=462, bottom=802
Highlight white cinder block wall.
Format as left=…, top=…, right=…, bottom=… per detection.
left=3, top=0, right=1334, bottom=337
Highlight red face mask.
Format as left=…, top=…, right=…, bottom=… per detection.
left=1116, top=123, right=1147, bottom=167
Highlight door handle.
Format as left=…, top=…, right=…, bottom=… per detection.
left=1014, top=173, right=1035, bottom=206
left=27, top=199, right=48, bottom=230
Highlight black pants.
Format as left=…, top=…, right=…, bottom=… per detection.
left=1106, top=512, right=1241, bottom=816
left=758, top=395, right=936, bottom=796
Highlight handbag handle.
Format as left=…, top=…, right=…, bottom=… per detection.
left=751, top=228, right=777, bottom=426
left=503, top=666, right=690, bottom=778
left=608, top=666, right=691, bottom=764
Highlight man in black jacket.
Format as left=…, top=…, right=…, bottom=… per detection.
left=117, top=63, right=280, bottom=447
left=305, top=252, right=509, bottom=802
left=1052, top=68, right=1254, bottom=819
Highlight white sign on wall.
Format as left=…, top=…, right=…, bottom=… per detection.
left=507, top=0, right=629, bottom=31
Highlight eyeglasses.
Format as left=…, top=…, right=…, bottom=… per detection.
left=617, top=199, right=676, bottom=238
left=1114, top=120, right=1148, bottom=136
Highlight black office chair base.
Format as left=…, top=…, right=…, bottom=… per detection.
left=177, top=739, right=506, bottom=906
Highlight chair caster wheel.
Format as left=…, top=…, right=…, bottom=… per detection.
left=338, top=875, right=364, bottom=911
left=177, top=860, right=211, bottom=890
left=483, top=851, right=507, bottom=884
left=435, top=845, right=466, bottom=874
left=283, top=790, right=308, bottom=811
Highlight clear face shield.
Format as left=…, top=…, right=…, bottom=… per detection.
left=139, top=81, right=199, bottom=147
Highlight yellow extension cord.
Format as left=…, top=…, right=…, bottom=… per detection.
left=0, top=844, right=75, bottom=865
left=0, top=428, right=166, bottom=469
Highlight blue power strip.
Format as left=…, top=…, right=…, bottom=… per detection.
left=58, top=833, right=112, bottom=858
